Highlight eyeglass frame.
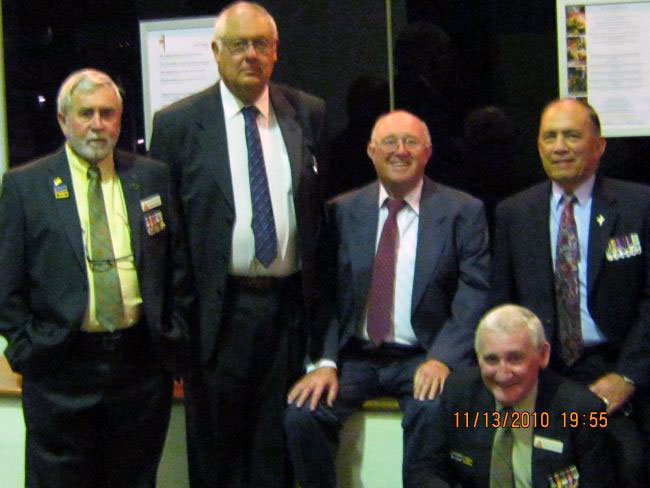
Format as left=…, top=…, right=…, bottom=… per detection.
left=217, top=36, right=277, bottom=55
left=372, top=136, right=430, bottom=152
left=84, top=241, right=135, bottom=272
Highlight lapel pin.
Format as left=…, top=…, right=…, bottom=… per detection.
left=53, top=177, right=69, bottom=199
left=596, top=214, right=605, bottom=226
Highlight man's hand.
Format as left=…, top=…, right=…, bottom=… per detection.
left=287, top=367, right=339, bottom=411
left=589, top=373, right=635, bottom=414
left=413, top=359, right=450, bottom=401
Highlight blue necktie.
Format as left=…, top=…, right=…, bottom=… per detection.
left=242, top=106, right=277, bottom=268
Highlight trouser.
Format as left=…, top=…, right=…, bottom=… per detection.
left=22, top=324, right=173, bottom=488
left=285, top=342, right=441, bottom=488
left=185, top=274, right=303, bottom=488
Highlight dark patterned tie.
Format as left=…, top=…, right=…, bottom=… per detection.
left=242, top=106, right=277, bottom=268
left=87, top=166, right=123, bottom=332
left=367, top=198, right=405, bottom=346
left=490, top=408, right=514, bottom=488
left=555, top=193, right=583, bottom=366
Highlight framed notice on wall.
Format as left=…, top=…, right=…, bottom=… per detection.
left=557, top=0, right=650, bottom=136
left=140, top=16, right=218, bottom=148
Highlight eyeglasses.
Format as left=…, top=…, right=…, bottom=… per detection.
left=85, top=243, right=135, bottom=272
left=375, top=137, right=427, bottom=152
left=219, top=37, right=275, bottom=55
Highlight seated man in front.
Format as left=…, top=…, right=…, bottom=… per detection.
left=408, top=304, right=613, bottom=487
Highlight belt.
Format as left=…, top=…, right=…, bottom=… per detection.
left=227, top=273, right=299, bottom=291
left=78, top=323, right=147, bottom=352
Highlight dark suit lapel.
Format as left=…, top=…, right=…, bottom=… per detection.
left=270, top=84, right=303, bottom=192
left=115, top=154, right=143, bottom=268
left=47, top=149, right=85, bottom=270
left=194, top=83, right=234, bottom=211
left=587, top=178, right=617, bottom=294
left=527, top=183, right=556, bottom=295
left=412, top=178, right=448, bottom=311
left=349, top=183, right=380, bottom=305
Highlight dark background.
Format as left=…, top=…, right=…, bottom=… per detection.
left=4, top=0, right=650, bottom=205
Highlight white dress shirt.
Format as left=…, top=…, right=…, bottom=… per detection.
left=220, top=81, right=298, bottom=277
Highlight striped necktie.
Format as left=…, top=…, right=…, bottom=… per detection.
left=242, top=105, right=277, bottom=268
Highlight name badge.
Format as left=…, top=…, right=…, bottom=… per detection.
left=534, top=435, right=563, bottom=453
left=141, top=193, right=162, bottom=212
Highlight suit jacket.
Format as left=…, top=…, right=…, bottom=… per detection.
left=149, top=82, right=327, bottom=364
left=409, top=368, right=613, bottom=487
left=490, top=177, right=650, bottom=386
left=0, top=149, right=190, bottom=377
left=313, top=177, right=490, bottom=368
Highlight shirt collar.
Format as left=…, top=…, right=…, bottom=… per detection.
left=378, top=179, right=423, bottom=215
left=551, top=174, right=595, bottom=209
left=496, top=382, right=538, bottom=413
left=65, top=143, right=116, bottom=181
left=220, top=80, right=270, bottom=121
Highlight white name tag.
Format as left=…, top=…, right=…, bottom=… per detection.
left=140, top=194, right=162, bottom=212
left=533, top=435, right=564, bottom=453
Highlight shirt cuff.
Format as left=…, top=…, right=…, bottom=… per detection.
left=306, top=359, right=337, bottom=373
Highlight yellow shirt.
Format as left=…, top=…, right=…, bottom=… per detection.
left=66, top=144, right=142, bottom=332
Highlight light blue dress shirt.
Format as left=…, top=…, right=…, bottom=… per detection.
left=549, top=176, right=606, bottom=346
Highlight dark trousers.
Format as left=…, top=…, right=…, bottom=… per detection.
left=185, top=275, right=302, bottom=488
left=22, top=325, right=173, bottom=488
left=284, top=343, right=441, bottom=488
left=556, top=345, right=649, bottom=488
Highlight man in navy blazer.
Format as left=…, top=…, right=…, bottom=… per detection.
left=408, top=304, right=612, bottom=487
left=285, top=110, right=490, bottom=488
left=149, top=3, right=327, bottom=487
left=491, top=98, right=650, bottom=485
left=0, top=69, right=189, bottom=487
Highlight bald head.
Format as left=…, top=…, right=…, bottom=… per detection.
left=367, top=110, right=432, bottom=198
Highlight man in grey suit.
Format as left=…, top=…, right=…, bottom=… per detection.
left=0, top=69, right=188, bottom=487
left=148, top=2, right=327, bottom=487
left=285, top=110, right=490, bottom=488
left=491, top=98, right=650, bottom=486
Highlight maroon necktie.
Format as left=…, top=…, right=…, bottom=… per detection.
left=555, top=193, right=583, bottom=366
left=367, top=198, right=405, bottom=346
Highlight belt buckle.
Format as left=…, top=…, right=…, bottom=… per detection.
left=101, top=332, right=122, bottom=351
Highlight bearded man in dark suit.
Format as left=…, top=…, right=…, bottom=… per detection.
left=0, top=68, right=189, bottom=487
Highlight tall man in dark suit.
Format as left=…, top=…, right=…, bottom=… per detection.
left=284, top=110, right=490, bottom=488
left=0, top=69, right=188, bottom=487
left=491, top=98, right=650, bottom=486
left=148, top=2, right=327, bottom=487
left=409, top=304, right=612, bottom=487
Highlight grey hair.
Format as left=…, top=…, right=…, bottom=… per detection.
left=57, top=69, right=123, bottom=115
left=213, top=1, right=278, bottom=43
left=475, top=304, right=547, bottom=354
